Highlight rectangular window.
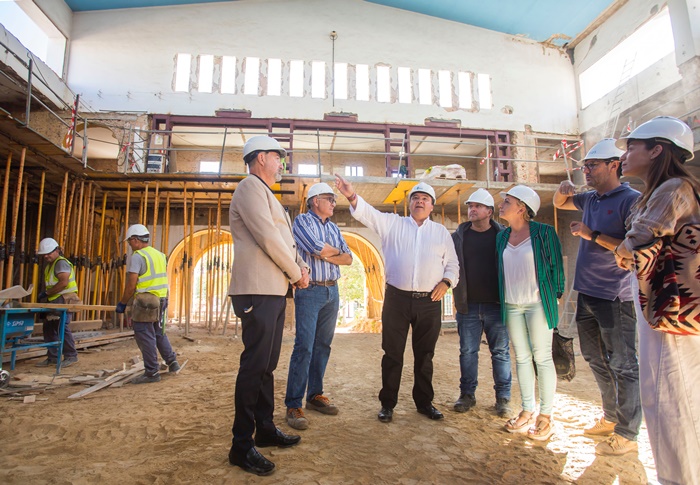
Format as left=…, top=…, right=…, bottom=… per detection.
left=312, top=61, right=326, bottom=99
left=198, top=55, right=213, bottom=93
left=221, top=56, right=236, bottom=94
left=398, top=67, right=412, bottom=104
left=199, top=161, right=220, bottom=173
left=345, top=166, right=364, bottom=177
left=175, top=53, right=191, bottom=92
left=418, top=68, right=432, bottom=105
left=0, top=2, right=66, bottom=76
left=477, top=73, right=492, bottom=109
left=356, top=64, right=370, bottom=101
left=244, top=57, right=260, bottom=95
left=377, top=65, right=391, bottom=103
left=290, top=60, right=304, bottom=97
left=458, top=72, right=472, bottom=109
left=438, top=70, right=452, bottom=108
left=267, top=58, right=282, bottom=96
left=579, top=7, right=675, bottom=108
left=298, top=164, right=321, bottom=175
left=334, top=62, right=348, bottom=100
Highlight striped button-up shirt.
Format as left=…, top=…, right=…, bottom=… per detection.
left=293, top=210, right=350, bottom=282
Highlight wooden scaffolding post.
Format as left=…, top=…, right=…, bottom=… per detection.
left=72, top=181, right=85, bottom=260
left=78, top=183, right=92, bottom=300
left=62, top=180, right=77, bottom=255
left=456, top=190, right=462, bottom=222
left=179, top=187, right=187, bottom=328
left=142, top=183, right=149, bottom=226
left=19, top=179, right=28, bottom=287
left=84, top=185, right=97, bottom=313
left=56, top=172, right=69, bottom=245
left=186, top=192, right=195, bottom=335
left=5, top=147, right=26, bottom=289
left=163, top=192, right=171, bottom=254
left=0, top=153, right=11, bottom=288
left=30, top=171, right=46, bottom=301
left=152, top=182, right=160, bottom=245
left=91, top=193, right=108, bottom=314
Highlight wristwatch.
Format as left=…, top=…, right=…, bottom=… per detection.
left=442, top=279, right=451, bottom=288
left=590, top=231, right=601, bottom=243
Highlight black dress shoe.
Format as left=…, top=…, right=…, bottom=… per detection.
left=228, top=447, right=275, bottom=476
left=255, top=427, right=301, bottom=448
left=378, top=407, right=393, bottom=423
left=417, top=404, right=444, bottom=420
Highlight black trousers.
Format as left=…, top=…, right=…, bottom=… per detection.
left=230, top=294, right=286, bottom=453
left=379, top=285, right=442, bottom=409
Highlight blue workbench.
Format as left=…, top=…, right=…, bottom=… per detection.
left=0, top=307, right=67, bottom=382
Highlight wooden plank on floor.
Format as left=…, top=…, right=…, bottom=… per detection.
left=67, top=362, right=144, bottom=399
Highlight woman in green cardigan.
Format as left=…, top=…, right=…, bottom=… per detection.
left=496, top=185, right=565, bottom=441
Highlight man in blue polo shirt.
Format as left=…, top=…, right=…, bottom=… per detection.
left=554, top=138, right=641, bottom=456
left=285, top=183, right=352, bottom=430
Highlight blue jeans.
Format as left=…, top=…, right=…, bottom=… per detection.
left=576, top=293, right=641, bottom=441
left=505, top=302, right=556, bottom=415
left=285, top=284, right=339, bottom=409
left=456, top=304, right=511, bottom=399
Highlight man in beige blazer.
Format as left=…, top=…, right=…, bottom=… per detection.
left=227, top=135, right=309, bottom=477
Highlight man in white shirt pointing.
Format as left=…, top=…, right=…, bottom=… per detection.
left=335, top=174, right=459, bottom=423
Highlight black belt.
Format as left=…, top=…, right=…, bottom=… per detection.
left=387, top=284, right=431, bottom=299
left=311, top=280, right=337, bottom=287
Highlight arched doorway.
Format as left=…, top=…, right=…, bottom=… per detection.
left=166, top=228, right=233, bottom=329
left=341, top=231, right=384, bottom=321
left=164, top=229, right=386, bottom=332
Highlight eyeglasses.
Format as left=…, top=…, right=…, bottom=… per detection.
left=318, top=196, right=337, bottom=205
left=582, top=161, right=612, bottom=172
left=581, top=162, right=601, bottom=172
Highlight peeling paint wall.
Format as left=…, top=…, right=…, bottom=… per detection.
left=65, top=0, right=577, bottom=134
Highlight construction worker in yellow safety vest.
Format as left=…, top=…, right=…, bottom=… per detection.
left=116, top=224, right=180, bottom=384
left=35, top=237, right=80, bottom=367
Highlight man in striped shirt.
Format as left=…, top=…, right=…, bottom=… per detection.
left=285, top=183, right=352, bottom=430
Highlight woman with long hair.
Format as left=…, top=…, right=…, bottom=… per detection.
left=614, top=116, right=700, bottom=485
left=496, top=185, right=565, bottom=441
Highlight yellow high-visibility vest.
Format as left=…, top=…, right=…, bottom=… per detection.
left=45, top=256, right=78, bottom=302
left=134, top=246, right=168, bottom=298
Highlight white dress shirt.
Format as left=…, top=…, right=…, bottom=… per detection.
left=351, top=195, right=459, bottom=292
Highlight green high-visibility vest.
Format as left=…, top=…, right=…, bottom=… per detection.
left=45, top=256, right=78, bottom=302
left=134, top=246, right=168, bottom=298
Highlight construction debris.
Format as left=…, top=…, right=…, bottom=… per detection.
left=68, top=362, right=144, bottom=399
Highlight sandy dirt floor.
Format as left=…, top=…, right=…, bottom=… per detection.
left=0, top=325, right=656, bottom=484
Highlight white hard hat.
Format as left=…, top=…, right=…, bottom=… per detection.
left=408, top=182, right=436, bottom=203
left=500, top=185, right=540, bottom=216
left=243, top=136, right=287, bottom=161
left=581, top=138, right=624, bottom=163
left=465, top=188, right=494, bottom=208
left=615, top=116, right=695, bottom=162
left=125, top=224, right=150, bottom=241
left=37, top=237, right=59, bottom=255
left=307, top=182, right=335, bottom=201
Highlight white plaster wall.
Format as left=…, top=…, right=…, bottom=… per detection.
left=65, top=0, right=577, bottom=134
left=574, top=0, right=685, bottom=132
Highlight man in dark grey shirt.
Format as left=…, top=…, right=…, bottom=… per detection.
left=451, top=189, right=511, bottom=417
